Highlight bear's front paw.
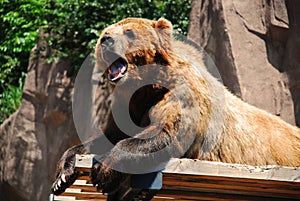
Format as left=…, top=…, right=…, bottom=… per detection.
left=51, top=165, right=79, bottom=195
left=91, top=161, right=129, bottom=193
left=51, top=155, right=79, bottom=195
left=51, top=144, right=85, bottom=195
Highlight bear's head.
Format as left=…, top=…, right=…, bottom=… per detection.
left=95, top=18, right=173, bottom=83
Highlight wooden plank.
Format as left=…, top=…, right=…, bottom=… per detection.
left=74, top=155, right=300, bottom=183
left=65, top=188, right=82, bottom=193
left=61, top=191, right=106, bottom=200
left=75, top=154, right=95, bottom=168
left=73, top=179, right=92, bottom=185
left=156, top=189, right=295, bottom=201
left=53, top=195, right=76, bottom=200
left=162, top=173, right=300, bottom=199
left=52, top=155, right=300, bottom=200
left=68, top=184, right=99, bottom=192
left=163, top=173, right=300, bottom=191
left=164, top=159, right=300, bottom=182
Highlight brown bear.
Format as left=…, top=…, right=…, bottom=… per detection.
left=51, top=18, right=300, bottom=195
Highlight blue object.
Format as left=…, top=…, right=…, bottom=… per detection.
left=130, top=171, right=162, bottom=190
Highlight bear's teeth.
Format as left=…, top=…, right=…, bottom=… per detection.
left=121, top=66, right=126, bottom=74
left=110, top=73, right=125, bottom=81
left=108, top=63, right=126, bottom=81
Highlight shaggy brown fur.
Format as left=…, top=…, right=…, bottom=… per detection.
left=52, top=18, right=300, bottom=195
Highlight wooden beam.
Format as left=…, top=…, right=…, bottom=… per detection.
left=164, top=158, right=300, bottom=182
left=50, top=155, right=300, bottom=201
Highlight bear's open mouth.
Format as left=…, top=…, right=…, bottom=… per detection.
left=107, top=58, right=128, bottom=82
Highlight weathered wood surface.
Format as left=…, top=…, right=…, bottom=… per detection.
left=50, top=155, right=300, bottom=201
left=164, top=158, right=300, bottom=182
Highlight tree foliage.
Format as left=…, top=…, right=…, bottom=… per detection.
left=0, top=0, right=191, bottom=123
left=0, top=0, right=48, bottom=92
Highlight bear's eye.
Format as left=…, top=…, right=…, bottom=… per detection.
left=124, top=29, right=136, bottom=40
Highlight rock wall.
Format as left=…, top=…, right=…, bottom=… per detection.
left=188, top=0, right=300, bottom=126
left=0, top=36, right=80, bottom=201
left=284, top=0, right=300, bottom=126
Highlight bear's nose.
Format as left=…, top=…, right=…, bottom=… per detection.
left=100, top=35, right=114, bottom=48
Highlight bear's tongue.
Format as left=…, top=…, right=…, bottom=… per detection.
left=108, top=60, right=127, bottom=81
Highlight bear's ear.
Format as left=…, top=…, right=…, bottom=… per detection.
left=156, top=18, right=172, bottom=30
left=153, top=18, right=173, bottom=39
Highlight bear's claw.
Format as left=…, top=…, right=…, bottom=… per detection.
left=51, top=144, right=85, bottom=195
left=51, top=168, right=79, bottom=195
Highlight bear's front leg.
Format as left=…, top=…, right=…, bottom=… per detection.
left=91, top=100, right=197, bottom=193
left=89, top=126, right=178, bottom=193
left=51, top=144, right=87, bottom=195
left=89, top=124, right=174, bottom=192
left=90, top=88, right=200, bottom=193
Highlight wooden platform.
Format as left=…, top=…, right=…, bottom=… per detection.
left=50, top=155, right=300, bottom=201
